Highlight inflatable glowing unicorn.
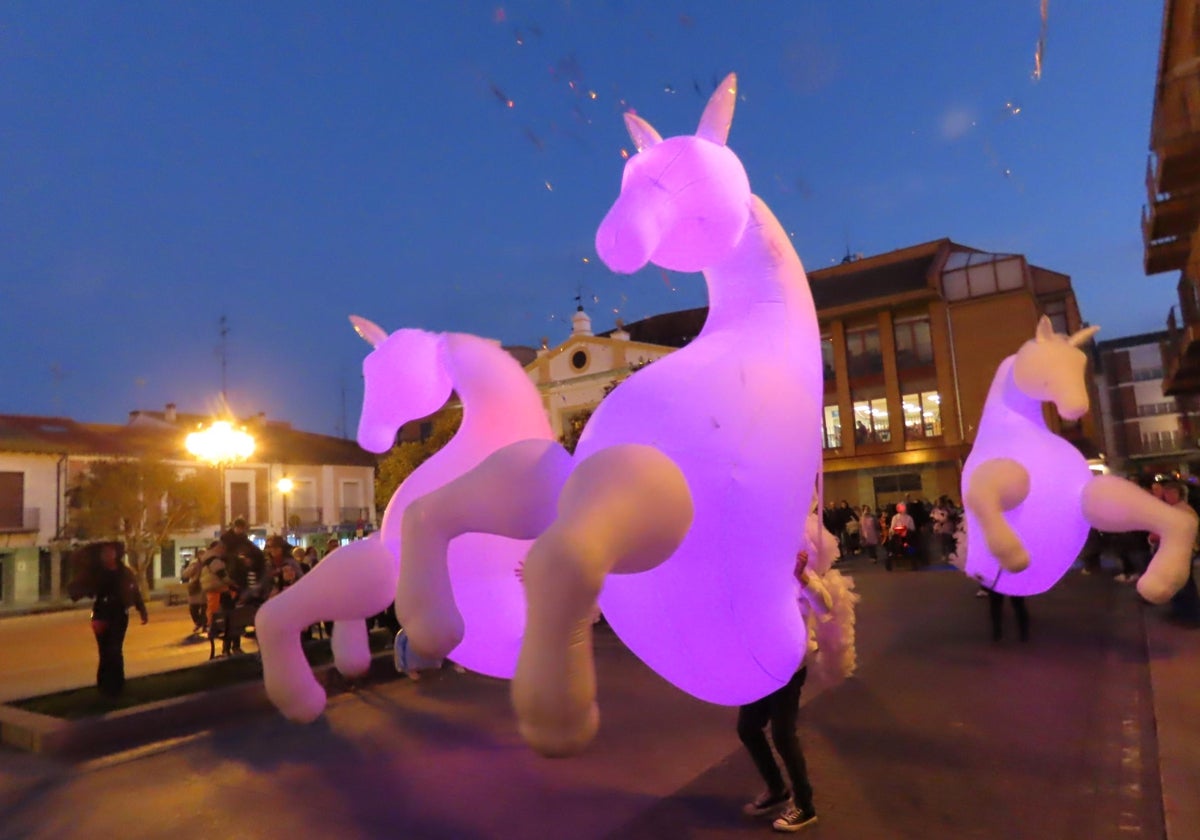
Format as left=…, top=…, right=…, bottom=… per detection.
left=255, top=323, right=561, bottom=722
left=963, top=316, right=1196, bottom=601
left=398, top=74, right=825, bottom=756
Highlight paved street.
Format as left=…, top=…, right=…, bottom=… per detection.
left=0, top=601, right=246, bottom=703
left=0, top=557, right=1187, bottom=839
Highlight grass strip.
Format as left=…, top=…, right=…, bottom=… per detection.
left=12, top=630, right=394, bottom=720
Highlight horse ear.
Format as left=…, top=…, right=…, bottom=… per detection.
left=349, top=315, right=389, bottom=348
left=1034, top=315, right=1056, bottom=343
left=696, top=72, right=737, bottom=145
left=624, top=113, right=662, bottom=153
left=1068, top=325, right=1100, bottom=347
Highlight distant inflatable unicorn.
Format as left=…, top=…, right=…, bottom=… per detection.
left=256, top=320, right=560, bottom=722
left=399, top=73, right=826, bottom=756
left=963, top=316, right=1196, bottom=602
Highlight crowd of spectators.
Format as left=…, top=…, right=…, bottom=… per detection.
left=181, top=517, right=341, bottom=656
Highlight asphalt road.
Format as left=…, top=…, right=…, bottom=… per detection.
left=0, top=557, right=1167, bottom=839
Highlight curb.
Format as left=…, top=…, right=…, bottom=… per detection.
left=0, top=652, right=400, bottom=760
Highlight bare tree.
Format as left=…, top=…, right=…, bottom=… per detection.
left=68, top=459, right=221, bottom=595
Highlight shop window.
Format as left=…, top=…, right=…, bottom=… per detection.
left=902, top=391, right=943, bottom=439
left=823, top=404, right=842, bottom=449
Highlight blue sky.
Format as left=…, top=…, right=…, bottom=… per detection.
left=0, top=1, right=1168, bottom=436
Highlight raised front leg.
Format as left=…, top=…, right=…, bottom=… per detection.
left=513, top=444, right=693, bottom=757
left=1081, top=475, right=1198, bottom=604
left=256, top=536, right=395, bottom=723
left=964, top=457, right=1032, bottom=573
left=399, top=438, right=574, bottom=667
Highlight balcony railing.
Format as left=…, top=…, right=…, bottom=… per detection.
left=338, top=507, right=372, bottom=525
left=1151, top=58, right=1200, bottom=153
left=0, top=508, right=40, bottom=533
left=288, top=507, right=323, bottom=526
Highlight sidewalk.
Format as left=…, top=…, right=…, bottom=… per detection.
left=1144, top=602, right=1200, bottom=840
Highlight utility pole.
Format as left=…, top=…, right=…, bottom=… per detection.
left=219, top=314, right=229, bottom=410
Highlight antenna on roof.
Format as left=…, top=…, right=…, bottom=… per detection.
left=218, top=314, right=229, bottom=413
left=49, top=363, right=68, bottom=413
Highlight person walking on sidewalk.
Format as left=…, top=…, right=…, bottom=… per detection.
left=67, top=541, right=149, bottom=696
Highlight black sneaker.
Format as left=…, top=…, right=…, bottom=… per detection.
left=773, top=805, right=818, bottom=832
left=742, top=789, right=791, bottom=817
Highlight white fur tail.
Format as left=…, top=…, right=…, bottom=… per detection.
left=809, top=568, right=859, bottom=688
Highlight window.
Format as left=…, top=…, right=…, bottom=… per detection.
left=821, top=336, right=835, bottom=383
left=902, top=391, right=943, bottom=439
left=845, top=327, right=883, bottom=378
left=853, top=396, right=890, bottom=444
left=941, top=252, right=1024, bottom=300
left=1043, top=299, right=1069, bottom=335
left=571, top=350, right=589, bottom=371
left=872, top=473, right=923, bottom=494
left=823, top=404, right=842, bottom=449
left=0, top=472, right=23, bottom=530
left=894, top=318, right=933, bottom=371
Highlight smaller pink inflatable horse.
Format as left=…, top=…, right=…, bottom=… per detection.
left=963, top=316, right=1196, bottom=602
left=256, top=318, right=558, bottom=722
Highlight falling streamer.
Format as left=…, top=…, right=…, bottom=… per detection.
left=1033, top=0, right=1049, bottom=81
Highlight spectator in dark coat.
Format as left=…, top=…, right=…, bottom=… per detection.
left=67, top=541, right=148, bottom=695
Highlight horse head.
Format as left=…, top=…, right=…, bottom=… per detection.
left=350, top=316, right=453, bottom=453
left=1012, top=316, right=1100, bottom=421
left=595, top=72, right=752, bottom=275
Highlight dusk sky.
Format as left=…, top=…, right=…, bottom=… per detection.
left=1, top=2, right=1169, bottom=438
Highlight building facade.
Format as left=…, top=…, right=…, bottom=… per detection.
left=604, top=238, right=1099, bottom=510
left=1095, top=331, right=1200, bottom=478
left=0, top=407, right=376, bottom=606
left=1144, top=0, right=1200, bottom=396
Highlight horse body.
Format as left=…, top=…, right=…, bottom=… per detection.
left=963, top=356, right=1092, bottom=596
left=581, top=197, right=822, bottom=703
left=962, top=317, right=1196, bottom=604
left=378, top=332, right=554, bottom=677
left=258, top=326, right=552, bottom=722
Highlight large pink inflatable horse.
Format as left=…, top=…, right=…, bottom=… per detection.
left=399, top=74, right=825, bottom=756
left=256, top=322, right=559, bottom=722
left=963, top=316, right=1196, bottom=602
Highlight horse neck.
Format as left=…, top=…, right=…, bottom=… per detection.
left=441, top=334, right=535, bottom=433
left=699, top=196, right=816, bottom=338
left=989, top=357, right=1049, bottom=429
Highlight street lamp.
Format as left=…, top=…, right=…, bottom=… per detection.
left=186, top=419, right=256, bottom=530
left=277, top=476, right=294, bottom=536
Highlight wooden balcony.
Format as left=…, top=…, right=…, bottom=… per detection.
left=1162, top=286, right=1200, bottom=395
left=1146, top=227, right=1192, bottom=275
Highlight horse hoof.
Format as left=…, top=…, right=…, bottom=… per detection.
left=1137, top=573, right=1179, bottom=605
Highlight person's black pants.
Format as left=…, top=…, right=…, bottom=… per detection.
left=1169, top=560, right=1200, bottom=623
left=188, top=602, right=206, bottom=629
left=987, top=590, right=1029, bottom=641
left=95, top=611, right=130, bottom=696
left=737, top=666, right=814, bottom=814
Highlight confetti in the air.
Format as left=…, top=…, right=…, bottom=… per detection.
left=1033, top=0, right=1048, bottom=80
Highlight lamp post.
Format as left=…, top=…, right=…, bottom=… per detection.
left=277, top=476, right=294, bottom=537
left=186, top=419, right=256, bottom=531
